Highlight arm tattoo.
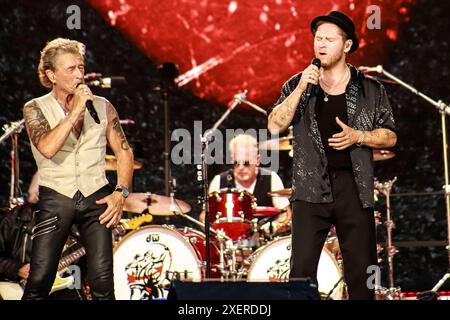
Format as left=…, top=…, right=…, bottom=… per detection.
left=384, top=130, right=394, bottom=138
left=107, top=101, right=130, bottom=151
left=112, top=117, right=130, bottom=151
left=23, top=101, right=50, bottom=148
left=272, top=100, right=294, bottom=128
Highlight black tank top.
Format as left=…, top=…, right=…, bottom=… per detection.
left=315, top=86, right=352, bottom=170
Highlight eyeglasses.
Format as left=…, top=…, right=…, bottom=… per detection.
left=233, top=161, right=252, bottom=167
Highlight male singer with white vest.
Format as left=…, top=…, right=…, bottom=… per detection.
left=22, top=38, right=134, bottom=299
left=268, top=11, right=397, bottom=299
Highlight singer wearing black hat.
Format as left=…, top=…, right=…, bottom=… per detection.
left=268, top=11, right=397, bottom=300
left=21, top=38, right=134, bottom=299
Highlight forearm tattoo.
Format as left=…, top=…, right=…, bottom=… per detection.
left=23, top=101, right=50, bottom=148
left=271, top=100, right=295, bottom=128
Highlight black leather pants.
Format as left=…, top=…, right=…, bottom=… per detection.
left=22, top=185, right=114, bottom=300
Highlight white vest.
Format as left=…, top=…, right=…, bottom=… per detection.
left=29, top=93, right=109, bottom=198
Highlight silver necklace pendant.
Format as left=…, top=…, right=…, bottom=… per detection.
left=324, top=95, right=329, bottom=102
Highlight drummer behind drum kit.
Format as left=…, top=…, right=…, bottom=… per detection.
left=108, top=132, right=398, bottom=300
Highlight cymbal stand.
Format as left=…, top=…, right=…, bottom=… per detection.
left=367, top=65, right=450, bottom=297
left=375, top=177, right=401, bottom=299
left=1, top=119, right=25, bottom=208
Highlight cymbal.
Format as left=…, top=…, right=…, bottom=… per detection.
left=267, top=188, right=292, bottom=197
left=373, top=150, right=395, bottom=161
left=105, top=155, right=143, bottom=171
left=123, top=192, right=191, bottom=216
left=258, top=136, right=293, bottom=151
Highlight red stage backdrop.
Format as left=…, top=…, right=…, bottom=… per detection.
left=87, top=0, right=415, bottom=107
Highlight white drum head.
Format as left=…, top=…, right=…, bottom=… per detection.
left=113, top=225, right=202, bottom=300
left=246, top=236, right=344, bottom=300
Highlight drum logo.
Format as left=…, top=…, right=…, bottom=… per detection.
left=124, top=243, right=171, bottom=299
left=266, top=257, right=290, bottom=281
left=146, top=234, right=160, bottom=243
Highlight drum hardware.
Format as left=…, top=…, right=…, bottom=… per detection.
left=373, top=149, right=396, bottom=162
left=165, top=200, right=243, bottom=280
left=119, top=119, right=135, bottom=125
left=208, top=189, right=255, bottom=240
left=365, top=65, right=450, bottom=295
left=267, top=188, right=292, bottom=197
left=1, top=119, right=26, bottom=208
left=374, top=211, right=382, bottom=226
left=374, top=177, right=400, bottom=298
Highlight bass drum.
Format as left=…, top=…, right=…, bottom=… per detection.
left=113, top=225, right=218, bottom=300
left=245, top=236, right=344, bottom=300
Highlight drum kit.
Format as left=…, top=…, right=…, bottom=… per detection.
left=105, top=129, right=399, bottom=300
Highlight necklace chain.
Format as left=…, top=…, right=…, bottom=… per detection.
left=320, top=67, right=350, bottom=102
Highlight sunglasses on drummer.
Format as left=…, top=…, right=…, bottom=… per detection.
left=233, top=161, right=252, bottom=167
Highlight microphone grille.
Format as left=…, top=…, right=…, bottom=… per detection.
left=312, top=58, right=321, bottom=68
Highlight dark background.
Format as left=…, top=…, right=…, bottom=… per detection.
left=1, top=0, right=449, bottom=292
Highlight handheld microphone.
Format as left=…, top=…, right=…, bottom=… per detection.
left=86, top=100, right=100, bottom=124
left=76, top=83, right=100, bottom=124
left=305, top=58, right=321, bottom=98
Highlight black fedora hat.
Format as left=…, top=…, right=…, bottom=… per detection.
left=310, top=11, right=359, bottom=53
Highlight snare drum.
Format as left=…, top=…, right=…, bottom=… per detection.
left=113, top=225, right=219, bottom=300
left=208, top=188, right=255, bottom=240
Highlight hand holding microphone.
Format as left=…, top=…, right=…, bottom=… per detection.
left=298, top=58, right=321, bottom=94
left=75, top=83, right=100, bottom=124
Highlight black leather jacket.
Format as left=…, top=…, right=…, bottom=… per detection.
left=0, top=204, right=36, bottom=281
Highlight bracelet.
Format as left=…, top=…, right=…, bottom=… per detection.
left=356, top=131, right=365, bottom=147
left=66, top=115, right=76, bottom=128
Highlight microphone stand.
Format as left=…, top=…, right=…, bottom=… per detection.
left=201, top=91, right=247, bottom=278
left=368, top=65, right=450, bottom=298
left=157, top=63, right=179, bottom=224
left=1, top=119, right=25, bottom=208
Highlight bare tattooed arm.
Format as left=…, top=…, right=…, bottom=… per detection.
left=328, top=117, right=397, bottom=150
left=23, top=100, right=75, bottom=159
left=268, top=88, right=303, bottom=134
left=96, top=101, right=134, bottom=228
left=105, top=100, right=134, bottom=190
left=360, top=128, right=397, bottom=148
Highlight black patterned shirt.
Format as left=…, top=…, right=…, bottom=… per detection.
left=269, top=65, right=396, bottom=208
